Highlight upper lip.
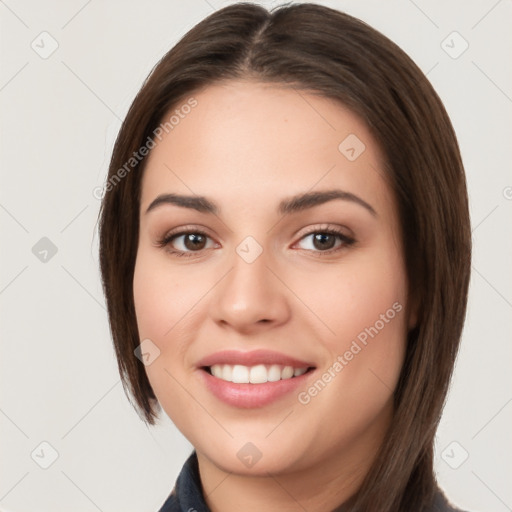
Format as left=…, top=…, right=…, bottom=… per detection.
left=196, top=349, right=315, bottom=369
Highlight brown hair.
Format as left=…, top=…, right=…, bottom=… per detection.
left=98, top=3, right=471, bottom=511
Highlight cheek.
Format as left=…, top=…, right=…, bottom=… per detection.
left=294, top=246, right=408, bottom=351
left=291, top=240, right=409, bottom=405
left=132, top=249, right=199, bottom=432
left=132, top=246, right=210, bottom=394
left=133, top=229, right=408, bottom=395
left=133, top=248, right=195, bottom=340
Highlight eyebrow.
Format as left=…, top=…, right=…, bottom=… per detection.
left=145, top=189, right=377, bottom=217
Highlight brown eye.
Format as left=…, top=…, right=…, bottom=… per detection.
left=295, top=228, right=355, bottom=254
left=311, top=233, right=337, bottom=251
left=157, top=230, right=217, bottom=257
left=182, top=233, right=207, bottom=251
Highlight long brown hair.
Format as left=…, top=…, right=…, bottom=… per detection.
left=98, top=3, right=471, bottom=511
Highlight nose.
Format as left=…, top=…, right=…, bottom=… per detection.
left=210, top=246, right=291, bottom=335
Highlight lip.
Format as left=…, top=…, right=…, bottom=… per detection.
left=198, top=370, right=314, bottom=408
left=196, top=349, right=316, bottom=408
left=196, top=349, right=315, bottom=368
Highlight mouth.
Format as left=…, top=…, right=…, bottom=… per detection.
left=201, top=364, right=315, bottom=384
left=196, top=350, right=317, bottom=408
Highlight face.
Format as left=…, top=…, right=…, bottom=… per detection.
left=133, top=80, right=415, bottom=478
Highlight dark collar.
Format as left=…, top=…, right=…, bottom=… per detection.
left=158, top=450, right=210, bottom=512
left=157, top=451, right=466, bottom=512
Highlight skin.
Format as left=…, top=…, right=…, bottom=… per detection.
left=133, top=80, right=417, bottom=512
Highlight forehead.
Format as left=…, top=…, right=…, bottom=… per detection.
left=140, top=80, right=390, bottom=216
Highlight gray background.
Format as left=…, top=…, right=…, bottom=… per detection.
left=1, top=0, right=511, bottom=511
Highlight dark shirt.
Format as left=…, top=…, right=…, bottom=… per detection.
left=158, top=451, right=468, bottom=512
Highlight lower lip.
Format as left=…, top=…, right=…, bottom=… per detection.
left=198, top=368, right=314, bottom=408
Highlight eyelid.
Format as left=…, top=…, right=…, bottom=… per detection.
left=158, top=223, right=351, bottom=243
left=291, top=225, right=356, bottom=255
left=156, top=223, right=356, bottom=257
left=159, top=224, right=215, bottom=240
left=293, top=223, right=354, bottom=240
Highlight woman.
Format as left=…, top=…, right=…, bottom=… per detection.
left=98, top=3, right=472, bottom=511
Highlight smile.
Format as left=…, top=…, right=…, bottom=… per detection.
left=196, top=350, right=316, bottom=408
left=206, top=364, right=309, bottom=383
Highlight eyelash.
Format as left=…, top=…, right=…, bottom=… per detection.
left=156, top=226, right=356, bottom=258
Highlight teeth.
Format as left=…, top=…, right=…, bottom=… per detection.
left=221, top=364, right=233, bottom=381
left=232, top=365, right=249, bottom=383
left=267, top=364, right=282, bottom=382
left=281, top=366, right=294, bottom=379
left=208, top=364, right=309, bottom=384
left=249, top=364, right=267, bottom=384
left=211, top=364, right=223, bottom=378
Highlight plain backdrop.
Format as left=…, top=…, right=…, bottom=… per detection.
left=1, top=1, right=511, bottom=511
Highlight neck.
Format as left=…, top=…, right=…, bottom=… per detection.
left=196, top=405, right=392, bottom=512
